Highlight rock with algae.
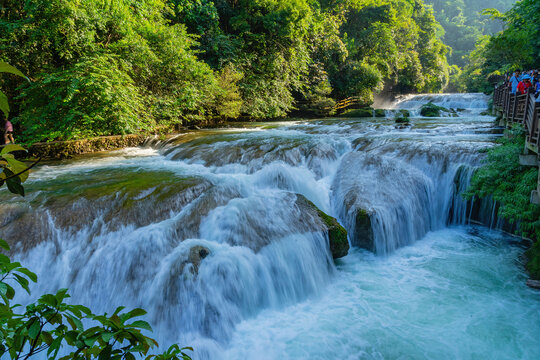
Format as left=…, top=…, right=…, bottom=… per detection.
left=294, top=194, right=349, bottom=259
left=420, top=102, right=449, bottom=117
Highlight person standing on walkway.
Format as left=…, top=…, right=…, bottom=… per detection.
left=517, top=75, right=532, bottom=95
left=509, top=70, right=521, bottom=94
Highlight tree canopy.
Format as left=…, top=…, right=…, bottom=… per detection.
left=456, top=0, right=539, bottom=92
left=1, top=0, right=451, bottom=142
left=424, top=0, right=516, bottom=67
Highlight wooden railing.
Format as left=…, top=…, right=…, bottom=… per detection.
left=493, top=85, right=540, bottom=153
left=333, top=96, right=360, bottom=111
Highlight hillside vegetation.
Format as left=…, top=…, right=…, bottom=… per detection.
left=1, top=0, right=450, bottom=142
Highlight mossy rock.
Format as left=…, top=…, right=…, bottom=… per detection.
left=28, top=135, right=146, bottom=160
left=354, top=208, right=374, bottom=251
left=399, top=109, right=410, bottom=117
left=526, top=241, right=540, bottom=280
left=374, top=109, right=386, bottom=117
left=295, top=194, right=349, bottom=259
left=420, top=102, right=449, bottom=117
left=395, top=116, right=410, bottom=124
left=339, top=108, right=373, bottom=118
left=317, top=209, right=349, bottom=259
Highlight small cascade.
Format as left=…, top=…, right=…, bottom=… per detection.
left=392, top=93, right=490, bottom=117
left=449, top=164, right=518, bottom=234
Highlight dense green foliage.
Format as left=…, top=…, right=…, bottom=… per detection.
left=457, top=0, right=539, bottom=92
left=464, top=126, right=540, bottom=279
left=1, top=0, right=450, bottom=142
left=332, top=0, right=450, bottom=95
left=464, top=127, right=540, bottom=243
left=425, top=0, right=515, bottom=67
left=0, top=61, right=28, bottom=119
left=1, top=0, right=228, bottom=142
left=0, top=144, right=33, bottom=197
left=1, top=64, right=35, bottom=196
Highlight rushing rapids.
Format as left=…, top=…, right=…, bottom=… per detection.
left=1, top=93, right=540, bottom=359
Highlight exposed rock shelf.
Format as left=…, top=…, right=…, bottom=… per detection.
left=27, top=134, right=147, bottom=160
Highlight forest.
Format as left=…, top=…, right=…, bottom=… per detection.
left=1, top=0, right=451, bottom=142
left=425, top=0, right=516, bottom=67
left=0, top=0, right=536, bottom=142
left=457, top=0, right=540, bottom=92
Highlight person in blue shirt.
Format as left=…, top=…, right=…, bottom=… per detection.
left=509, top=70, right=521, bottom=94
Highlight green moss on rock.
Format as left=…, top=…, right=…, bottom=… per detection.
left=295, top=194, right=349, bottom=259
left=395, top=116, right=410, bottom=124
left=28, top=135, right=146, bottom=160
left=317, top=209, right=349, bottom=259
left=420, top=102, right=449, bottom=117
left=399, top=109, right=411, bottom=117
left=354, top=208, right=374, bottom=251
left=374, top=109, right=386, bottom=117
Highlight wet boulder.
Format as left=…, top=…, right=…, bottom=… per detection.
left=185, top=245, right=210, bottom=275
left=339, top=108, right=373, bottom=118
left=374, top=109, right=386, bottom=117
left=395, top=115, right=410, bottom=124
left=399, top=109, right=411, bottom=117
left=294, top=194, right=349, bottom=259
left=352, top=208, right=374, bottom=251
left=420, top=102, right=449, bottom=117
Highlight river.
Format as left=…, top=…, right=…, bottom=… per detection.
left=1, top=93, right=539, bottom=359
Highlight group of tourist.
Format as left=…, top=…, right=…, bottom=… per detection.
left=506, top=70, right=540, bottom=101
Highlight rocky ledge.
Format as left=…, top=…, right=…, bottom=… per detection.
left=27, top=134, right=147, bottom=160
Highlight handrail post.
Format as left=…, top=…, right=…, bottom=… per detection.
left=523, top=88, right=531, bottom=128
left=505, top=90, right=511, bottom=122
left=511, top=93, right=518, bottom=123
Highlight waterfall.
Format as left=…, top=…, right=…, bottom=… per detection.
left=1, top=93, right=519, bottom=359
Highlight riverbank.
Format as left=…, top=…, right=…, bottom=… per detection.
left=15, top=119, right=309, bottom=160
left=18, top=103, right=458, bottom=161
left=25, top=134, right=147, bottom=160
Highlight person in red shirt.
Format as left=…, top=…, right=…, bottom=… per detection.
left=517, top=75, right=533, bottom=94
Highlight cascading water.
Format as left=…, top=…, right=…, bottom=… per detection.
left=2, top=93, right=539, bottom=359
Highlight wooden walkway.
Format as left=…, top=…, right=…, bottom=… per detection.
left=492, top=85, right=540, bottom=204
